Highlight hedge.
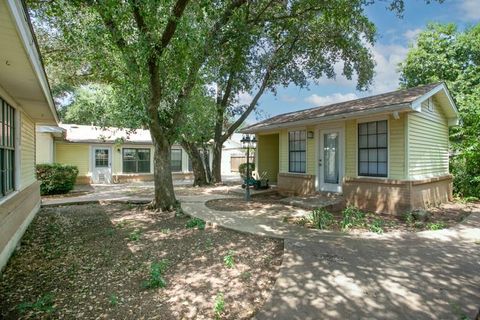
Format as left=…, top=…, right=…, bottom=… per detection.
left=36, top=163, right=79, bottom=195
left=239, top=162, right=255, bottom=179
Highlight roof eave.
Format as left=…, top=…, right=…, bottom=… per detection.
left=241, top=103, right=412, bottom=134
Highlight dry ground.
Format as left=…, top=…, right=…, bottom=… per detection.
left=0, top=203, right=283, bottom=319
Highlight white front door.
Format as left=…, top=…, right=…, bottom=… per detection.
left=319, top=129, right=343, bottom=193
left=92, top=147, right=112, bottom=184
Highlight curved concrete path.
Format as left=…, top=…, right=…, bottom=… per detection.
left=42, top=186, right=480, bottom=319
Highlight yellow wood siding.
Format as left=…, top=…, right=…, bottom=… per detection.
left=257, top=134, right=279, bottom=182
left=35, top=132, right=53, bottom=164
left=344, top=120, right=356, bottom=177
left=306, top=126, right=316, bottom=175
left=55, top=143, right=90, bottom=176
left=279, top=129, right=288, bottom=173
left=389, top=114, right=406, bottom=179
left=20, top=113, right=36, bottom=188
left=408, top=99, right=449, bottom=178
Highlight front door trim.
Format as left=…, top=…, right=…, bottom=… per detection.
left=91, top=145, right=112, bottom=184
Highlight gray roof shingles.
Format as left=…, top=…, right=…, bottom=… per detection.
left=242, top=82, right=442, bottom=133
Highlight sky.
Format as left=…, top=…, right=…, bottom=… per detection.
left=244, top=0, right=480, bottom=123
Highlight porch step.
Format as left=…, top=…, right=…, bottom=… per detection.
left=279, top=192, right=345, bottom=212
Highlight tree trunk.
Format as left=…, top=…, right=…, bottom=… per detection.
left=181, top=140, right=208, bottom=186
left=151, top=133, right=178, bottom=211
left=211, top=141, right=223, bottom=183
left=202, top=145, right=212, bottom=183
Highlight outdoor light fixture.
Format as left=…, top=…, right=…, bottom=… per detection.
left=240, top=134, right=257, bottom=201
left=307, top=131, right=314, bottom=139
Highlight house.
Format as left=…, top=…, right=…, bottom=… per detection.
left=36, top=124, right=243, bottom=184
left=221, top=133, right=248, bottom=174
left=243, top=83, right=459, bottom=213
left=0, top=0, right=59, bottom=270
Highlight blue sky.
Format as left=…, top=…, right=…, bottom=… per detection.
left=245, top=0, right=480, bottom=123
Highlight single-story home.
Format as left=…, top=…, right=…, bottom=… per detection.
left=243, top=83, right=459, bottom=214
left=37, top=124, right=243, bottom=184
left=0, top=0, right=59, bottom=271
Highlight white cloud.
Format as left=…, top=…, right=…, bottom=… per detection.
left=403, top=28, right=422, bottom=43
left=304, top=92, right=358, bottom=106
left=458, top=0, right=480, bottom=21
left=368, top=43, right=408, bottom=94
left=237, top=91, right=253, bottom=105
left=280, top=94, right=298, bottom=103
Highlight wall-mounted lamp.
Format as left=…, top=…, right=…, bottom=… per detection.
left=307, top=131, right=314, bottom=139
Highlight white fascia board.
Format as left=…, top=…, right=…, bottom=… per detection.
left=244, top=103, right=411, bottom=134
left=6, top=0, right=59, bottom=124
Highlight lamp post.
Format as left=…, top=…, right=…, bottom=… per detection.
left=240, top=134, right=257, bottom=201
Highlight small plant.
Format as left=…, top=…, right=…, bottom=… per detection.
left=142, top=259, right=169, bottom=289
left=18, top=293, right=55, bottom=314
left=186, top=217, right=206, bottom=230
left=403, top=212, right=416, bottom=225
left=223, top=250, right=235, bottom=268
left=240, top=271, right=252, bottom=281
left=369, top=219, right=384, bottom=234
left=161, top=228, right=170, bottom=234
left=308, top=208, right=334, bottom=230
left=109, top=294, right=119, bottom=306
left=341, top=206, right=366, bottom=231
left=426, top=222, right=446, bottom=230
left=213, top=292, right=225, bottom=319
left=204, top=237, right=214, bottom=250
left=129, top=229, right=142, bottom=241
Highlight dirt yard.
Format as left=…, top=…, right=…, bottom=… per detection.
left=0, top=203, right=283, bottom=319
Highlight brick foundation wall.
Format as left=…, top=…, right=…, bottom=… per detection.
left=277, top=172, right=316, bottom=196
left=343, top=175, right=453, bottom=214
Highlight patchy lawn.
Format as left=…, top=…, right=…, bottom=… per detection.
left=0, top=203, right=283, bottom=319
left=206, top=194, right=477, bottom=233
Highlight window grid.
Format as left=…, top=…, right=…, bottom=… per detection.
left=358, top=120, right=388, bottom=177
left=0, top=98, right=15, bottom=197
left=171, top=149, right=182, bottom=172
left=288, top=130, right=306, bottom=173
left=122, top=148, right=151, bottom=173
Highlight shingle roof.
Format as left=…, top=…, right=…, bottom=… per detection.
left=242, top=82, right=443, bottom=133
left=60, top=124, right=152, bottom=144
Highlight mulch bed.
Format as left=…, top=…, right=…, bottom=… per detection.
left=0, top=203, right=283, bottom=319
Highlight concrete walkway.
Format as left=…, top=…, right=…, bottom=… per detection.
left=41, top=185, right=480, bottom=319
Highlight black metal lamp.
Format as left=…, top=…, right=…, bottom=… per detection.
left=240, top=134, right=257, bottom=201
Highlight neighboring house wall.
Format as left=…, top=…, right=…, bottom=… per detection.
left=407, top=98, right=449, bottom=179
left=257, top=133, right=279, bottom=183
left=55, top=142, right=91, bottom=183
left=36, top=132, right=54, bottom=164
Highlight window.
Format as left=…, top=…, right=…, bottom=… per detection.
left=122, top=148, right=150, bottom=173
left=0, top=98, right=15, bottom=197
left=171, top=149, right=182, bottom=172
left=358, top=120, right=387, bottom=177
left=288, top=130, right=306, bottom=173
left=94, top=149, right=109, bottom=167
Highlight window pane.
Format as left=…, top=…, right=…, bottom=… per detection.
left=360, top=149, right=368, bottom=162
left=359, top=162, right=368, bottom=175
left=368, top=163, right=378, bottom=175
left=368, top=149, right=377, bottom=162
left=359, top=123, right=368, bottom=135
left=377, top=120, right=387, bottom=133
left=123, top=161, right=136, bottom=173
left=378, top=149, right=387, bottom=162
left=138, top=160, right=150, bottom=173
left=368, top=135, right=377, bottom=148
left=137, top=149, right=150, bottom=161
left=368, top=122, right=377, bottom=134
left=378, top=134, right=387, bottom=148
left=378, top=163, right=387, bottom=176
left=359, top=135, right=367, bottom=148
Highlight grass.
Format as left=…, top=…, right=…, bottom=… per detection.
left=426, top=222, right=446, bottom=230
left=223, top=250, right=235, bottom=269
left=309, top=208, right=334, bottom=230
left=369, top=219, right=384, bottom=234
left=186, top=217, right=206, bottom=230
left=18, top=293, right=55, bottom=314
left=213, top=292, right=225, bottom=319
left=109, top=294, right=119, bottom=306
left=142, top=259, right=169, bottom=289
left=341, top=206, right=366, bottom=231
left=129, top=228, right=142, bottom=241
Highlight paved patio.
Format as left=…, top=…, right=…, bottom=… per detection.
left=40, top=183, right=480, bottom=319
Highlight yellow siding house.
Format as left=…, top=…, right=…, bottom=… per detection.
left=0, top=0, right=59, bottom=271
left=243, top=83, right=459, bottom=214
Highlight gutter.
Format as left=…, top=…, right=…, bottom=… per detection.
left=241, top=103, right=412, bottom=134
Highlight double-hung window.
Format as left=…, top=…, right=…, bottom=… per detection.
left=122, top=148, right=151, bottom=173
left=0, top=98, right=15, bottom=197
left=358, top=120, right=388, bottom=177
left=288, top=130, right=306, bottom=173
left=171, top=149, right=182, bottom=172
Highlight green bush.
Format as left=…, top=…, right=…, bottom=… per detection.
left=341, top=206, right=366, bottom=231
left=36, top=163, right=79, bottom=195
left=239, top=162, right=255, bottom=179
left=309, top=208, right=334, bottom=230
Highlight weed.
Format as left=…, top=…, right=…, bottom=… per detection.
left=142, top=259, right=169, bottom=289
left=213, top=292, right=225, bottom=319
left=161, top=228, right=170, bottom=234
left=341, top=206, right=366, bottom=231
left=186, top=217, right=206, bottom=230
left=240, top=271, right=252, bottom=281
left=105, top=227, right=115, bottom=236
left=129, top=229, right=142, bottom=241
left=426, top=222, right=446, bottom=230
left=109, top=294, right=119, bottom=306
left=308, top=208, right=334, bottom=230
left=223, top=250, right=235, bottom=268
left=369, top=219, right=384, bottom=234
left=204, top=238, right=214, bottom=250
left=18, top=293, right=55, bottom=314
left=403, top=212, right=416, bottom=225
left=414, top=221, right=425, bottom=229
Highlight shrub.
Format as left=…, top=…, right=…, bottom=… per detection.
left=239, top=162, right=255, bottom=179
left=36, top=163, right=79, bottom=195
left=186, top=217, right=206, bottom=230
left=309, top=208, right=334, bottom=230
left=142, top=259, right=169, bottom=289
left=341, top=206, right=366, bottom=231
left=369, top=219, right=384, bottom=234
